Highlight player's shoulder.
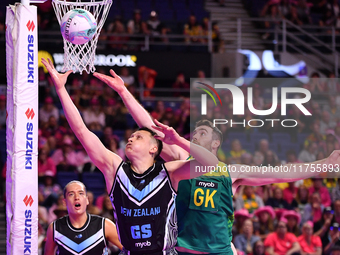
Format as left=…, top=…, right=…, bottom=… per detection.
left=203, top=161, right=230, bottom=177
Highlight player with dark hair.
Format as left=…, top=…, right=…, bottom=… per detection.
left=44, top=180, right=122, bottom=255
left=42, top=58, right=219, bottom=254
left=93, top=69, right=340, bottom=255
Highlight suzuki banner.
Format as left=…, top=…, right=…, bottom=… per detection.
left=6, top=3, right=38, bottom=255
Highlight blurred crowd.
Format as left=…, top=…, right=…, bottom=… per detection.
left=0, top=67, right=339, bottom=253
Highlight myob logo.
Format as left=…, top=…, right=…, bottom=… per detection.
left=198, top=83, right=312, bottom=128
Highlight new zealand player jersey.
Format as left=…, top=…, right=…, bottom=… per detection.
left=53, top=214, right=108, bottom=255
left=109, top=161, right=177, bottom=254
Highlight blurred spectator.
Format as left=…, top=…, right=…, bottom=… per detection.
left=266, top=187, right=296, bottom=210
left=241, top=152, right=254, bottom=166
left=146, top=11, right=168, bottom=42
left=324, top=96, right=340, bottom=123
left=212, top=21, right=223, bottom=52
left=184, top=14, right=203, bottom=43
left=309, top=0, right=328, bottom=14
left=51, top=135, right=88, bottom=172
left=252, top=240, right=266, bottom=255
left=334, top=200, right=340, bottom=224
left=286, top=5, right=305, bottom=25
left=320, top=8, right=337, bottom=28
left=286, top=149, right=301, bottom=165
left=320, top=111, right=337, bottom=135
left=78, top=84, right=92, bottom=110
left=331, top=246, right=340, bottom=255
left=264, top=218, right=301, bottom=255
left=138, top=65, right=157, bottom=97
left=82, top=98, right=105, bottom=131
left=38, top=170, right=62, bottom=208
left=104, top=100, right=128, bottom=130
left=201, top=18, right=223, bottom=52
left=235, top=185, right=264, bottom=213
left=309, top=178, right=332, bottom=207
left=296, top=0, right=312, bottom=24
left=226, top=139, right=247, bottom=164
left=172, top=72, right=190, bottom=97
left=234, top=219, right=261, bottom=254
left=41, top=116, right=59, bottom=138
left=301, top=192, right=324, bottom=224
left=332, top=179, right=340, bottom=202
left=278, top=0, right=292, bottom=17
left=298, top=142, right=318, bottom=162
left=314, top=207, right=334, bottom=248
left=127, top=9, right=148, bottom=49
left=260, top=2, right=283, bottom=40
left=254, top=206, right=276, bottom=240
left=38, top=147, right=56, bottom=178
left=119, top=129, right=134, bottom=150
left=297, top=221, right=322, bottom=255
left=100, top=195, right=114, bottom=222
left=106, top=15, right=128, bottom=50
left=282, top=210, right=302, bottom=236
left=326, top=75, right=340, bottom=95
left=150, top=100, right=165, bottom=120
left=39, top=96, right=60, bottom=125
left=234, top=209, right=253, bottom=235
left=192, top=70, right=213, bottom=92
left=304, top=72, right=327, bottom=99
left=283, top=182, right=299, bottom=206
left=120, top=67, right=135, bottom=87
left=0, top=95, right=6, bottom=129
left=296, top=185, right=309, bottom=211
left=262, top=150, right=280, bottom=167
left=304, top=121, right=326, bottom=149
left=256, top=139, right=278, bottom=160
left=107, top=135, right=125, bottom=159
left=46, top=194, right=67, bottom=224
left=86, top=191, right=101, bottom=215
left=251, top=84, right=265, bottom=111
left=324, top=222, right=340, bottom=254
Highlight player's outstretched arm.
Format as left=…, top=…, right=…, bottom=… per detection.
left=156, top=120, right=218, bottom=190
left=44, top=223, right=57, bottom=255
left=41, top=58, right=122, bottom=191
left=104, top=218, right=123, bottom=250
left=232, top=150, right=340, bottom=187
left=93, top=70, right=189, bottom=161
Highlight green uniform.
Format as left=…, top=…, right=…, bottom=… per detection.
left=176, top=160, right=234, bottom=253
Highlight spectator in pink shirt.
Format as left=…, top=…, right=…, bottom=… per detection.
left=264, top=218, right=301, bottom=255
left=38, top=147, right=56, bottom=178
left=283, top=182, right=299, bottom=205
left=297, top=221, right=322, bottom=255
left=309, top=178, right=332, bottom=207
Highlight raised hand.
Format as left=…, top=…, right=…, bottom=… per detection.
left=41, top=58, right=72, bottom=90
left=152, top=119, right=182, bottom=145
left=93, top=69, right=125, bottom=94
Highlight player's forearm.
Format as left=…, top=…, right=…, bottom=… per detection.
left=56, top=87, right=87, bottom=137
left=119, top=88, right=154, bottom=129
left=236, top=157, right=330, bottom=181
left=175, top=137, right=218, bottom=167
left=288, top=242, right=301, bottom=255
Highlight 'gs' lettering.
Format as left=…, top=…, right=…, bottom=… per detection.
left=131, top=224, right=152, bottom=239
left=194, top=188, right=217, bottom=208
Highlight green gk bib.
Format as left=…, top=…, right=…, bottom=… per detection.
left=189, top=179, right=221, bottom=212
